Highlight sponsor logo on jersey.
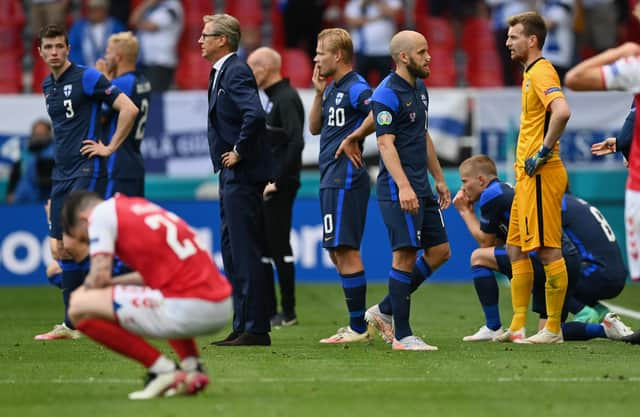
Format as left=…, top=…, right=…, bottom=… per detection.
left=376, top=111, right=392, bottom=126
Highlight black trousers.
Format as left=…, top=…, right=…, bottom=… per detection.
left=219, top=170, right=270, bottom=334
left=263, top=185, right=299, bottom=317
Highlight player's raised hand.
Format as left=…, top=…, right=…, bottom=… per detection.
left=435, top=179, right=451, bottom=209
left=335, top=137, right=363, bottom=168
left=81, top=139, right=112, bottom=157
left=312, top=64, right=327, bottom=94
left=398, top=185, right=419, bottom=215
left=591, top=137, right=617, bottom=156
left=453, top=189, right=472, bottom=213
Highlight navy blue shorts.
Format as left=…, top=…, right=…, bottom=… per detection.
left=378, top=195, right=448, bottom=251
left=573, top=264, right=626, bottom=306
left=50, top=176, right=106, bottom=239
left=494, top=246, right=577, bottom=321
left=320, top=185, right=370, bottom=249
left=105, top=177, right=145, bottom=198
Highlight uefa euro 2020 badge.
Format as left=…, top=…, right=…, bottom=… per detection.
left=377, top=111, right=392, bottom=126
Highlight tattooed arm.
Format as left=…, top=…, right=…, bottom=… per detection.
left=84, top=254, right=114, bottom=289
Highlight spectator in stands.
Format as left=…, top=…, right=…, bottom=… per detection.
left=282, top=0, right=325, bottom=64
left=344, top=0, right=402, bottom=85
left=579, top=0, right=618, bottom=54
left=6, top=119, right=54, bottom=204
left=30, top=0, right=68, bottom=35
left=485, top=0, right=533, bottom=85
left=237, top=26, right=262, bottom=62
left=129, top=0, right=184, bottom=91
left=539, top=0, right=575, bottom=81
left=68, top=0, right=126, bottom=68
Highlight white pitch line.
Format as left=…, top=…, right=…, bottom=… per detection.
left=0, top=376, right=638, bottom=385
left=600, top=301, right=640, bottom=321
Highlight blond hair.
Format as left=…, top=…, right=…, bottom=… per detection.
left=203, top=14, right=241, bottom=52
left=317, top=28, right=353, bottom=63
left=108, top=31, right=139, bottom=61
left=459, top=155, right=498, bottom=178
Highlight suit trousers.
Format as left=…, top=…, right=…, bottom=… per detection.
left=219, top=169, right=270, bottom=334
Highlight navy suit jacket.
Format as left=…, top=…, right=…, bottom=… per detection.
left=207, top=54, right=272, bottom=184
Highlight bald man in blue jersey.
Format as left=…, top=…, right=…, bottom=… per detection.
left=34, top=25, right=138, bottom=340
left=367, top=31, right=451, bottom=351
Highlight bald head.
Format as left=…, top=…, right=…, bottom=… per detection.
left=247, top=47, right=283, bottom=89
left=389, top=30, right=426, bottom=63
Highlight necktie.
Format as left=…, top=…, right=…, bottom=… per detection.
left=208, top=67, right=217, bottom=104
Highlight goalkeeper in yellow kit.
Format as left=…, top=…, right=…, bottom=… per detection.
left=496, top=11, right=571, bottom=344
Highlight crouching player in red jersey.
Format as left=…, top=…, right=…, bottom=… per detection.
left=61, top=190, right=232, bottom=399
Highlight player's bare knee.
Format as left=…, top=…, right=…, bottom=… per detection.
left=470, top=248, right=484, bottom=267
left=425, top=243, right=450, bottom=269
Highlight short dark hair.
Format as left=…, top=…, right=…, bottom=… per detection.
left=60, top=190, right=102, bottom=235
left=508, top=11, right=547, bottom=49
left=38, top=25, right=69, bottom=47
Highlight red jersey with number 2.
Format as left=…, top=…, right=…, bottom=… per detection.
left=88, top=195, right=231, bottom=301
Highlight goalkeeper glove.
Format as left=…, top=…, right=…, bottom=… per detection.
left=524, top=145, right=552, bottom=176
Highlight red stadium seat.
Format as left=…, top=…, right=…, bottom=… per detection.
left=225, top=0, right=262, bottom=27
left=424, top=46, right=457, bottom=87
left=270, top=0, right=285, bottom=50
left=31, top=49, right=50, bottom=93
left=461, top=17, right=495, bottom=52
left=465, top=51, right=504, bottom=87
left=174, top=50, right=211, bottom=90
left=416, top=16, right=456, bottom=50
left=0, top=0, right=25, bottom=54
left=281, top=48, right=312, bottom=88
left=0, top=51, right=22, bottom=93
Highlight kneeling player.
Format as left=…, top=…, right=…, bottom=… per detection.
left=62, top=191, right=232, bottom=399
left=454, top=155, right=632, bottom=342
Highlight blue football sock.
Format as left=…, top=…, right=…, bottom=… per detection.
left=47, top=260, right=63, bottom=289
left=379, top=257, right=432, bottom=315
left=472, top=265, right=501, bottom=330
left=340, top=271, right=367, bottom=334
left=561, top=322, right=606, bottom=340
left=61, top=257, right=90, bottom=329
left=389, top=268, right=413, bottom=340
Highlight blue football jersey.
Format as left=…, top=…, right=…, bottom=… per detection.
left=102, top=71, right=151, bottom=180
left=562, top=194, right=627, bottom=277
left=478, top=179, right=514, bottom=242
left=319, top=71, right=372, bottom=190
left=43, top=64, right=121, bottom=180
left=371, top=73, right=433, bottom=201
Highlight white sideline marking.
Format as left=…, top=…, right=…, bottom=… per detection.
left=600, top=302, right=640, bottom=321
left=0, top=376, right=639, bottom=385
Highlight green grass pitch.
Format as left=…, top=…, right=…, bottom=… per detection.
left=1, top=283, right=640, bottom=417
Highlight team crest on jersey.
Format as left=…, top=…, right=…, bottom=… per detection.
left=377, top=110, right=392, bottom=125
left=63, top=84, right=72, bottom=97
left=335, top=92, right=344, bottom=105
left=409, top=112, right=416, bottom=122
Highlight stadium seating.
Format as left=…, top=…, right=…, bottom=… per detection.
left=416, top=16, right=456, bottom=50
left=425, top=46, right=457, bottom=87
left=461, top=17, right=504, bottom=87
left=224, top=0, right=262, bottom=27
left=281, top=48, right=312, bottom=88
left=174, top=50, right=210, bottom=90
left=0, top=51, right=22, bottom=93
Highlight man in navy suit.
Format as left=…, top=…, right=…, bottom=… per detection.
left=199, top=13, right=272, bottom=346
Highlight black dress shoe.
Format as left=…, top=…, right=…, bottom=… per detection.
left=210, top=331, right=241, bottom=346
left=221, top=332, right=271, bottom=346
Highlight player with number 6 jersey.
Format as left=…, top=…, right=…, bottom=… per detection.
left=61, top=191, right=232, bottom=399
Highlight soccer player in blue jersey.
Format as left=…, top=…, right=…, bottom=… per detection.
left=366, top=31, right=451, bottom=351
left=309, top=28, right=373, bottom=344
left=454, top=155, right=632, bottom=342
left=96, top=31, right=151, bottom=198
left=34, top=25, right=139, bottom=340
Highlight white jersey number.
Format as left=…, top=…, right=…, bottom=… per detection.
left=134, top=98, right=149, bottom=140
left=327, top=107, right=345, bottom=127
left=589, top=206, right=616, bottom=243
left=63, top=99, right=74, bottom=118
left=144, top=212, right=198, bottom=260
